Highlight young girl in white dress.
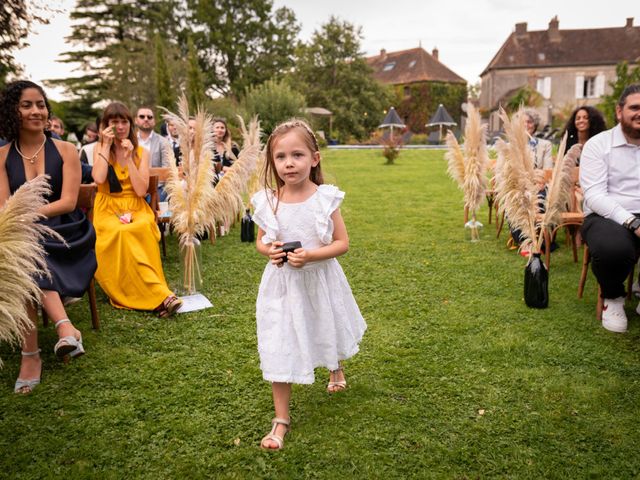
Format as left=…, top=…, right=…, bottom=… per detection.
left=251, top=119, right=366, bottom=450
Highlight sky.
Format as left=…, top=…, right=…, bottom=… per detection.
left=13, top=0, right=638, bottom=101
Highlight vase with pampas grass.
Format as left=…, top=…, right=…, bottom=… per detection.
left=445, top=103, right=489, bottom=241
left=0, top=176, right=59, bottom=366
left=163, top=96, right=217, bottom=295
left=495, top=106, right=575, bottom=308
left=163, top=99, right=262, bottom=295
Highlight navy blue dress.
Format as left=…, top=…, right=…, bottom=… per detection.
left=6, top=138, right=97, bottom=297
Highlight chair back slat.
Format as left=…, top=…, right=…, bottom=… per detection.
left=77, top=183, right=97, bottom=221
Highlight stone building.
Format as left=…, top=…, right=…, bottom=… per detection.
left=479, top=17, right=640, bottom=132
left=366, top=46, right=466, bottom=133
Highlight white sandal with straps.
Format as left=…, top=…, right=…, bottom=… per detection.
left=53, top=319, right=84, bottom=360
left=260, top=417, right=290, bottom=450
left=327, top=365, right=347, bottom=393
left=14, top=349, right=42, bottom=394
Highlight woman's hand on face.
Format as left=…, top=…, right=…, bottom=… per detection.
left=286, top=248, right=309, bottom=268
left=101, top=126, right=115, bottom=147
left=268, top=241, right=285, bottom=267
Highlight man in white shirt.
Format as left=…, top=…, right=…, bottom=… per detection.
left=135, top=106, right=172, bottom=199
left=580, top=84, right=640, bottom=333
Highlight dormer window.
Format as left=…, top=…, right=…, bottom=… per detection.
left=383, top=62, right=396, bottom=71
left=408, top=60, right=417, bottom=68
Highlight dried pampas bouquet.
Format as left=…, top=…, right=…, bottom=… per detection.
left=445, top=103, right=489, bottom=240
left=0, top=176, right=58, bottom=366
left=163, top=96, right=217, bottom=294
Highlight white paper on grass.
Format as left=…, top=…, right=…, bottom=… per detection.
left=176, top=293, right=213, bottom=313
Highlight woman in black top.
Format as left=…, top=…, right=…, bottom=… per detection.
left=0, top=80, right=97, bottom=394
left=562, top=106, right=606, bottom=161
left=212, top=118, right=239, bottom=176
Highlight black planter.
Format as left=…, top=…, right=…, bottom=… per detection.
left=524, top=253, right=549, bottom=308
left=240, top=209, right=255, bottom=242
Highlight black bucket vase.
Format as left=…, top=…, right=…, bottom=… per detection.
left=524, top=253, right=549, bottom=308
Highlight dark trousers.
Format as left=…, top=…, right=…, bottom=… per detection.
left=581, top=213, right=640, bottom=299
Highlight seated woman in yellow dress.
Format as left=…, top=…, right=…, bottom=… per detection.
left=92, top=102, right=181, bottom=317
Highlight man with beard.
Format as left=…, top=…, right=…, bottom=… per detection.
left=135, top=106, right=172, bottom=199
left=581, top=84, right=640, bottom=333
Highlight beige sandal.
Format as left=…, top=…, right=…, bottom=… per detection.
left=260, top=417, right=290, bottom=450
left=327, top=365, right=347, bottom=393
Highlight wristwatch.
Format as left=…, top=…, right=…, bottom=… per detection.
left=624, top=216, right=640, bottom=232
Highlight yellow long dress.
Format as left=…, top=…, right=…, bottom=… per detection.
left=94, top=149, right=172, bottom=310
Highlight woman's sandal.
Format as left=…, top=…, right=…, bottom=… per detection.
left=14, top=349, right=42, bottom=394
left=53, top=319, right=84, bottom=361
left=327, top=365, right=347, bottom=393
left=260, top=417, right=290, bottom=450
left=155, top=295, right=183, bottom=318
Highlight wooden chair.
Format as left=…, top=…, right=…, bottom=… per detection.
left=149, top=168, right=171, bottom=256
left=42, top=183, right=100, bottom=330
left=543, top=167, right=583, bottom=269
left=578, top=244, right=635, bottom=320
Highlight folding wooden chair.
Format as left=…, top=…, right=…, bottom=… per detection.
left=42, top=183, right=100, bottom=330
left=150, top=168, right=172, bottom=256
left=578, top=244, right=636, bottom=320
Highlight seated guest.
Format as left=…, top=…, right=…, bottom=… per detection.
left=79, top=122, right=99, bottom=183
left=562, top=106, right=607, bottom=164
left=135, top=106, right=172, bottom=200
left=49, top=115, right=65, bottom=140
left=0, top=80, right=97, bottom=394
left=92, top=102, right=181, bottom=317
left=523, top=109, right=553, bottom=169
left=212, top=118, right=239, bottom=176
left=165, top=119, right=182, bottom=166
left=580, top=84, right=640, bottom=333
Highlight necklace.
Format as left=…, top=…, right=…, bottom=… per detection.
left=14, top=135, right=47, bottom=164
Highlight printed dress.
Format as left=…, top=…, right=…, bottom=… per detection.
left=251, top=185, right=366, bottom=384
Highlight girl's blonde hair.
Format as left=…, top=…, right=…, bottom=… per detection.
left=263, top=119, right=324, bottom=210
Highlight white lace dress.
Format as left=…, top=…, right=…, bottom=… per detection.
left=251, top=185, right=367, bottom=384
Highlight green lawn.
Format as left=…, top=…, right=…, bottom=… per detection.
left=2, top=149, right=640, bottom=479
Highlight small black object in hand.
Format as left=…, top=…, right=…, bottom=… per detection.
left=281, top=241, right=302, bottom=262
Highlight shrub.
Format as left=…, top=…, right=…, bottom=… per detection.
left=381, top=136, right=402, bottom=164
left=240, top=80, right=306, bottom=136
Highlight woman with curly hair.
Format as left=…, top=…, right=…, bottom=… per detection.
left=0, top=80, right=97, bottom=394
left=562, top=106, right=607, bottom=162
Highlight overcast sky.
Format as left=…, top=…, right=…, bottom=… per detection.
left=14, top=0, right=637, bottom=100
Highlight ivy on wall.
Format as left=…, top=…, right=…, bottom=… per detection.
left=394, top=81, right=467, bottom=133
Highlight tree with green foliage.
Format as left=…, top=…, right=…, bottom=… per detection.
left=395, top=82, right=467, bottom=134
left=186, top=0, right=300, bottom=96
left=0, top=1, right=50, bottom=88
left=504, top=85, right=543, bottom=112
left=241, top=80, right=306, bottom=135
left=50, top=0, right=182, bottom=107
left=291, top=16, right=392, bottom=142
left=186, top=37, right=206, bottom=109
left=155, top=34, right=176, bottom=111
left=598, top=61, right=640, bottom=127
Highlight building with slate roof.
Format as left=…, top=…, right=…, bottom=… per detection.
left=366, top=46, right=467, bottom=133
left=480, top=17, right=640, bottom=132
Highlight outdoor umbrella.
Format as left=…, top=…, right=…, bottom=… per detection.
left=426, top=104, right=457, bottom=141
left=378, top=107, right=406, bottom=139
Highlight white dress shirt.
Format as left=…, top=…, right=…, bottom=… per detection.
left=581, top=124, right=640, bottom=225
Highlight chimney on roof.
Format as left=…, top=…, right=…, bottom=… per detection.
left=515, top=22, right=527, bottom=38
left=626, top=17, right=634, bottom=28
left=548, top=16, right=561, bottom=42
left=432, top=47, right=439, bottom=61
left=380, top=48, right=386, bottom=59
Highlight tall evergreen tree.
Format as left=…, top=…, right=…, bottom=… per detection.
left=154, top=33, right=175, bottom=110
left=187, top=0, right=300, bottom=96
left=50, top=0, right=181, bottom=106
left=291, top=16, right=392, bottom=141
left=0, top=1, right=49, bottom=88
left=186, top=37, right=205, bottom=109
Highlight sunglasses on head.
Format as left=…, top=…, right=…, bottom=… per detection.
left=138, top=114, right=153, bottom=120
